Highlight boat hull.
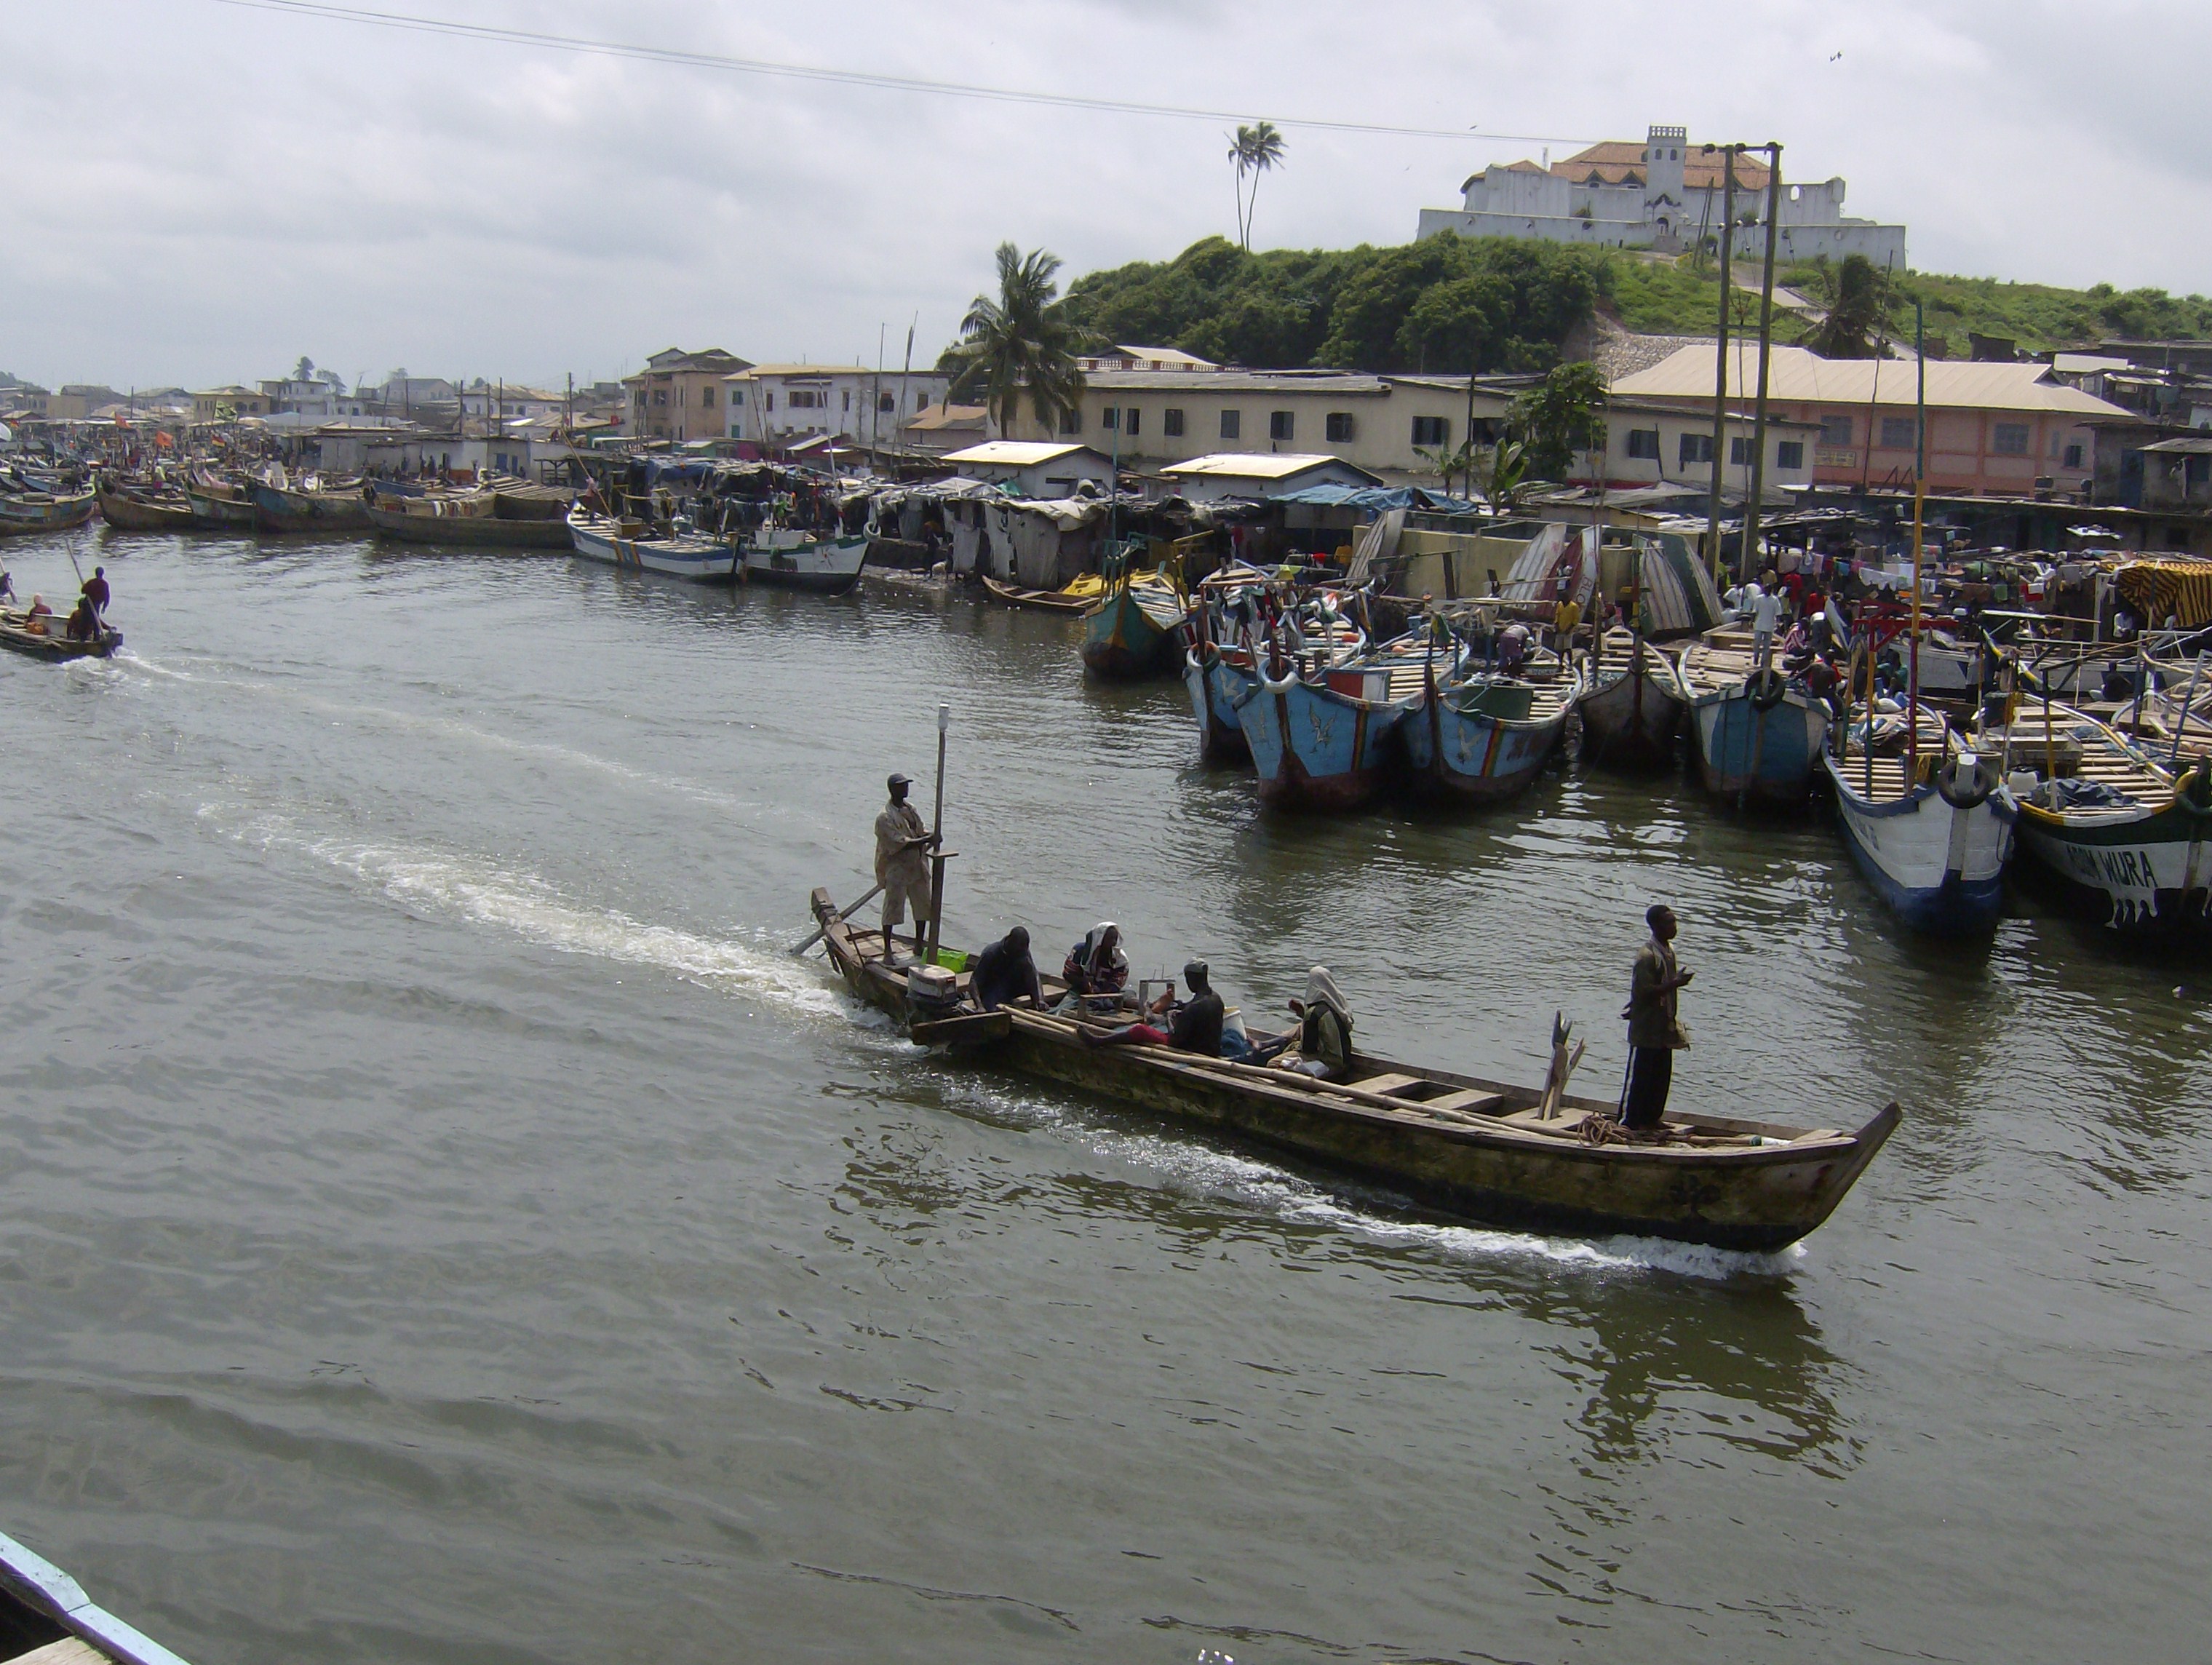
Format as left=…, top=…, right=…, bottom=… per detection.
left=1578, top=661, right=1683, bottom=769
left=0, top=492, right=97, bottom=538
left=2015, top=800, right=2212, bottom=937
left=1081, top=587, right=1183, bottom=679
left=743, top=532, right=870, bottom=594
left=568, top=513, right=739, bottom=581
left=1691, top=687, right=1831, bottom=806
left=367, top=498, right=573, bottom=548
left=1404, top=686, right=1569, bottom=804
left=0, top=618, right=121, bottom=661
left=96, top=488, right=193, bottom=531
left=1826, top=756, right=2015, bottom=934
left=251, top=482, right=370, bottom=534
left=1235, top=677, right=1403, bottom=811
left=186, top=490, right=257, bottom=531
left=1182, top=646, right=1253, bottom=764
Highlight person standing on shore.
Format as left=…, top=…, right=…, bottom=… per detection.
left=874, top=772, right=936, bottom=958
left=1621, top=905, right=1692, bottom=1130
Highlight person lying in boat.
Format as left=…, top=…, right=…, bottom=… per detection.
left=1058, top=923, right=1129, bottom=1007
left=1253, top=967, right=1354, bottom=1081
left=971, top=926, right=1043, bottom=1012
left=1081, top=961, right=1224, bottom=1055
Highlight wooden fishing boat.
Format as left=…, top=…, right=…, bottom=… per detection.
left=0, top=605, right=121, bottom=661
left=1403, top=651, right=1580, bottom=804
left=250, top=478, right=370, bottom=534
left=1825, top=705, right=2014, bottom=934
left=1182, top=642, right=1256, bottom=764
left=1576, top=626, right=1687, bottom=769
left=1976, top=699, right=2212, bottom=937
left=1233, top=651, right=1420, bottom=811
left=0, top=1524, right=194, bottom=1664
left=184, top=473, right=256, bottom=531
left=567, top=509, right=739, bottom=581
left=0, top=488, right=97, bottom=539
left=1081, top=573, right=1187, bottom=679
left=1679, top=629, right=1832, bottom=807
left=982, top=573, right=1094, bottom=614
left=810, top=890, right=1899, bottom=1251
left=741, top=528, right=870, bottom=594
left=365, top=486, right=573, bottom=549
left=96, top=480, right=194, bottom=532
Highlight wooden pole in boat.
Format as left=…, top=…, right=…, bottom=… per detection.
left=1908, top=300, right=1925, bottom=788
left=2169, top=652, right=2208, bottom=769
left=1743, top=143, right=1783, bottom=591
left=1705, top=143, right=1737, bottom=585
left=925, top=701, right=950, bottom=964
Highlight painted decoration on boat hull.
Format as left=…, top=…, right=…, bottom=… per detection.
left=1235, top=678, right=1402, bottom=811
left=2016, top=807, right=2212, bottom=937
left=568, top=515, right=739, bottom=582
left=1826, top=760, right=2016, bottom=934
left=1404, top=694, right=1567, bottom=804
left=742, top=533, right=870, bottom=594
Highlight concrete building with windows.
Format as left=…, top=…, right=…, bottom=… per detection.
left=1610, top=344, right=2131, bottom=498
left=724, top=365, right=950, bottom=450
left=1586, top=401, right=1821, bottom=498
left=940, top=440, right=1117, bottom=497
left=1418, top=124, right=1906, bottom=268
left=191, top=385, right=274, bottom=422
left=623, top=348, right=752, bottom=443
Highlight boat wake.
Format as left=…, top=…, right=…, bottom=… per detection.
left=204, top=806, right=869, bottom=1029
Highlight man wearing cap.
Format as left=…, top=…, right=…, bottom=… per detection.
left=1620, top=905, right=1692, bottom=1130
left=874, top=772, right=936, bottom=958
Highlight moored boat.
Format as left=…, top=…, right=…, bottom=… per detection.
left=741, top=527, right=870, bottom=594
left=0, top=488, right=98, bottom=539
left=567, top=508, right=739, bottom=581
left=1403, top=648, right=1580, bottom=804
left=185, top=472, right=256, bottom=531
left=1679, top=629, right=1832, bottom=808
left=1577, top=625, right=1687, bottom=769
left=808, top=889, right=1901, bottom=1252
left=1081, top=568, right=1187, bottom=680
left=366, top=484, right=573, bottom=549
left=982, top=573, right=1094, bottom=614
left=1234, top=649, right=1419, bottom=811
left=1183, top=641, right=1257, bottom=765
left=1825, top=704, right=2014, bottom=934
left=97, top=478, right=194, bottom=531
left=250, top=477, right=370, bottom=534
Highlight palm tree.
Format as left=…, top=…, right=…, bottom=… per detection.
left=1228, top=122, right=1286, bottom=252
left=1801, top=255, right=1898, bottom=359
left=946, top=242, right=1089, bottom=437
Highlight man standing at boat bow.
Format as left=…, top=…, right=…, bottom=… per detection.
left=875, top=772, right=938, bottom=960
left=1621, top=906, right=1692, bottom=1130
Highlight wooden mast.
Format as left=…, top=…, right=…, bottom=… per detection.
left=1705, top=143, right=1737, bottom=584
left=1743, top=143, right=1783, bottom=590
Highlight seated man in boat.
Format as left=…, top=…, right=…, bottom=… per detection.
left=21, top=594, right=52, bottom=635
left=1081, top=961, right=1224, bottom=1055
left=63, top=597, right=96, bottom=643
left=1256, top=968, right=1354, bottom=1080
left=873, top=772, right=938, bottom=958
left=1620, top=905, right=1692, bottom=1131
left=971, top=926, right=1043, bottom=1012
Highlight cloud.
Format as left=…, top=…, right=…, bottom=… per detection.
left=2, top=0, right=2208, bottom=389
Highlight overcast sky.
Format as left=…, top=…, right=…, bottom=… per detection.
left=7, top=0, right=2210, bottom=392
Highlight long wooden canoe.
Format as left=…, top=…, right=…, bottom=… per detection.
left=0, top=607, right=120, bottom=661
left=97, top=485, right=194, bottom=532
left=810, top=889, right=1898, bottom=1252
left=982, top=573, right=1094, bottom=614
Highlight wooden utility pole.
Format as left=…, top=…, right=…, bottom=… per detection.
left=1704, top=144, right=1738, bottom=582
left=1743, top=143, right=1784, bottom=587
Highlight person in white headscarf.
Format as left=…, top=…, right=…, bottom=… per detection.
left=1260, top=966, right=1353, bottom=1080
left=1061, top=923, right=1129, bottom=996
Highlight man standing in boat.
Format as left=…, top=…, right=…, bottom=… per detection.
left=875, top=772, right=937, bottom=959
left=1621, top=905, right=1692, bottom=1130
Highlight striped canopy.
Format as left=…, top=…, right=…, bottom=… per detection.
left=2113, top=559, right=2212, bottom=629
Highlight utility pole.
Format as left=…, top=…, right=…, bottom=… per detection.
left=1743, top=143, right=1784, bottom=588
left=1705, top=143, right=1738, bottom=583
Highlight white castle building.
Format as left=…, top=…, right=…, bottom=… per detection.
left=1417, top=125, right=1906, bottom=269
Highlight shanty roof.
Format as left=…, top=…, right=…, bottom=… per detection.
left=1612, top=345, right=2133, bottom=418
left=2140, top=436, right=2212, bottom=455
left=903, top=402, right=989, bottom=432
left=942, top=441, right=1108, bottom=467
left=1081, top=345, right=1222, bottom=371
left=1161, top=452, right=1385, bottom=484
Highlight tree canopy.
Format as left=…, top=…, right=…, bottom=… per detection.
left=944, top=243, right=1091, bottom=434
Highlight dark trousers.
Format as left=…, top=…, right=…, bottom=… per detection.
left=1622, top=1046, right=1674, bottom=1129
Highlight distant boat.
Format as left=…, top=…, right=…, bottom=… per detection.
left=1, top=1524, right=195, bottom=1664
left=1679, top=629, right=1831, bottom=807
left=1080, top=564, right=1187, bottom=680
left=1404, top=648, right=1580, bottom=804
left=251, top=477, right=370, bottom=534
left=96, top=478, right=194, bottom=532
left=367, top=483, right=573, bottom=549
left=1577, top=625, right=1687, bottom=769
left=982, top=573, right=1094, bottom=614
left=1826, top=704, right=2014, bottom=934
left=184, top=472, right=256, bottom=531
left=567, top=508, right=739, bottom=581
left=741, top=528, right=870, bottom=595
left=0, top=487, right=97, bottom=539
left=0, top=603, right=121, bottom=661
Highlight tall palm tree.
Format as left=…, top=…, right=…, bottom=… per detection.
left=947, top=242, right=1089, bottom=437
left=1228, top=121, right=1286, bottom=252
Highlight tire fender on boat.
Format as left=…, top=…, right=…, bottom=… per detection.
left=2178, top=760, right=2212, bottom=821
left=1746, top=667, right=1789, bottom=712
left=1937, top=755, right=1994, bottom=811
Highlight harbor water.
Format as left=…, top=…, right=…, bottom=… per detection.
left=1, top=529, right=2207, bottom=1663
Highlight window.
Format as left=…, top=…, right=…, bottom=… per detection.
left=1679, top=432, right=1714, bottom=466
left=1059, top=408, right=1081, bottom=434
left=1624, top=428, right=1660, bottom=461
left=1818, top=414, right=1853, bottom=446
left=654, top=389, right=667, bottom=406
left=1411, top=415, right=1449, bottom=447
left=1880, top=416, right=1917, bottom=449
left=731, top=390, right=744, bottom=406
left=1125, top=408, right=1141, bottom=437
left=2064, top=443, right=2084, bottom=470
left=634, top=390, right=646, bottom=408
left=842, top=390, right=851, bottom=412
left=878, top=394, right=895, bottom=413
left=701, top=386, right=715, bottom=408
left=1777, top=440, right=1805, bottom=471
left=1325, top=412, right=1355, bottom=442
left=1269, top=410, right=1294, bottom=442
left=1220, top=409, right=1241, bottom=440
left=1993, top=422, right=2030, bottom=456
left=1729, top=437, right=1753, bottom=466
left=765, top=392, right=774, bottom=410
left=1163, top=408, right=1185, bottom=437
left=1102, top=407, right=1119, bottom=432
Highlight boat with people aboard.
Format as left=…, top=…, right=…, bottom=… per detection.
left=0, top=593, right=119, bottom=661
left=1401, top=629, right=1580, bottom=804
left=807, top=888, right=1901, bottom=1252
left=0, top=1524, right=195, bottom=1665
left=1679, top=626, right=1834, bottom=808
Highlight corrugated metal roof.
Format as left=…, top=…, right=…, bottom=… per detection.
left=1611, top=345, right=2133, bottom=418
left=1161, top=453, right=1384, bottom=482
left=942, top=441, right=1103, bottom=466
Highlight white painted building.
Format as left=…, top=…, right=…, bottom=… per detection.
left=1158, top=453, right=1385, bottom=502
left=726, top=365, right=950, bottom=449
left=940, top=440, right=1117, bottom=497
left=1417, top=124, right=1906, bottom=268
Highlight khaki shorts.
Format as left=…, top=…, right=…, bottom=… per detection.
left=883, top=868, right=934, bottom=930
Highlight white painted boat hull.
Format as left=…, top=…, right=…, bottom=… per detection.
left=1826, top=754, right=2015, bottom=933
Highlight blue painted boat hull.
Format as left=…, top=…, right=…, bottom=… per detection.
left=1183, top=648, right=1253, bottom=763
left=1692, top=688, right=1830, bottom=806
left=1403, top=692, right=1567, bottom=803
left=1234, top=677, right=1404, bottom=811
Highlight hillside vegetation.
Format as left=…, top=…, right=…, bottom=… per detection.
left=1059, top=234, right=2212, bottom=371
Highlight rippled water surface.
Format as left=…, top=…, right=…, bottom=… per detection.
left=1, top=528, right=2208, bottom=1663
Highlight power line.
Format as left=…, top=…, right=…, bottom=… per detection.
left=212, top=0, right=1594, bottom=146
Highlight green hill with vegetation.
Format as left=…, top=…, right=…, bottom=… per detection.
left=1059, top=234, right=2212, bottom=372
